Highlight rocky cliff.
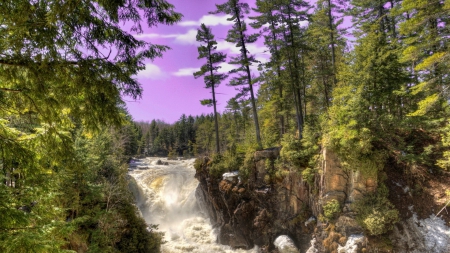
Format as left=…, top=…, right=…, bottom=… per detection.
left=195, top=148, right=313, bottom=252
left=194, top=148, right=450, bottom=253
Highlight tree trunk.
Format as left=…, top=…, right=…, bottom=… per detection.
left=234, top=6, right=262, bottom=148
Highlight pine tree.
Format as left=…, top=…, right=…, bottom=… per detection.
left=278, top=0, right=311, bottom=138
left=306, top=0, right=346, bottom=110
left=194, top=24, right=228, bottom=153
left=212, top=0, right=263, bottom=148
left=396, top=0, right=449, bottom=117
left=251, top=0, right=286, bottom=138
left=0, top=0, right=181, bottom=251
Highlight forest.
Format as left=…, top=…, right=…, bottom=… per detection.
left=136, top=0, right=450, bottom=173
left=0, top=0, right=181, bottom=252
left=0, top=0, right=449, bottom=252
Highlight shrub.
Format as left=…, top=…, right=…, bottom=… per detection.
left=209, top=149, right=242, bottom=178
left=238, top=146, right=256, bottom=182
left=323, top=199, right=341, bottom=220
left=302, top=167, right=315, bottom=186
left=280, top=133, right=303, bottom=167
left=352, top=184, right=399, bottom=235
left=280, top=126, right=320, bottom=169
left=193, top=158, right=203, bottom=171
left=363, top=210, right=399, bottom=236
left=167, top=150, right=177, bottom=160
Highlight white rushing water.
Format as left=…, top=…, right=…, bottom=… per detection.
left=128, top=157, right=257, bottom=253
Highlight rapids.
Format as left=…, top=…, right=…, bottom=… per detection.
left=128, top=157, right=257, bottom=253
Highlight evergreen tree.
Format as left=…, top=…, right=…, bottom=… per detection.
left=194, top=24, right=228, bottom=153
left=251, top=0, right=287, bottom=138
left=0, top=0, right=181, bottom=251
left=277, top=0, right=310, bottom=138
left=212, top=0, right=263, bottom=148
left=396, top=0, right=449, bottom=117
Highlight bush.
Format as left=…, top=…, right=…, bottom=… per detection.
left=352, top=184, right=399, bottom=235
left=239, top=148, right=255, bottom=182
left=193, top=158, right=204, bottom=171
left=280, top=133, right=303, bottom=167
left=323, top=199, right=341, bottom=220
left=209, top=149, right=242, bottom=178
left=167, top=150, right=177, bottom=160
left=302, top=167, right=315, bottom=186
left=363, top=210, right=399, bottom=236
left=280, top=127, right=320, bottom=169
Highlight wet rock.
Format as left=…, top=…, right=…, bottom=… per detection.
left=223, top=171, right=239, bottom=183
left=195, top=151, right=312, bottom=252
left=337, top=234, right=365, bottom=253
left=335, top=216, right=363, bottom=236
left=274, top=235, right=299, bottom=253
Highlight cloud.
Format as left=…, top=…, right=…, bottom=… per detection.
left=215, top=40, right=269, bottom=58
left=133, top=33, right=162, bottom=39
left=172, top=67, right=199, bottom=77
left=179, top=14, right=232, bottom=27
left=218, top=62, right=235, bottom=74
left=136, top=63, right=166, bottom=80
left=173, top=30, right=198, bottom=45
left=134, top=30, right=199, bottom=45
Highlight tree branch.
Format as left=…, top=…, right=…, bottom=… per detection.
left=0, top=88, right=22, bottom=92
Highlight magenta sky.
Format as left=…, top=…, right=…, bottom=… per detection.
left=125, top=0, right=270, bottom=123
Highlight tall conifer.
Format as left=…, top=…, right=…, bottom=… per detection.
left=212, top=0, right=263, bottom=148
left=194, top=24, right=228, bottom=153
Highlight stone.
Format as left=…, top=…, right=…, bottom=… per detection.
left=274, top=235, right=300, bottom=253
left=337, top=234, right=365, bottom=253
left=223, top=171, right=239, bottom=183
left=322, top=149, right=377, bottom=205
left=254, top=147, right=281, bottom=161
left=335, top=216, right=363, bottom=236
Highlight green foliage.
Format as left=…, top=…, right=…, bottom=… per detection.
left=437, top=123, right=450, bottom=170
left=239, top=146, right=257, bottom=182
left=352, top=184, right=399, bottom=236
left=280, top=133, right=303, bottom=167
left=280, top=127, right=320, bottom=169
left=211, top=0, right=263, bottom=148
left=0, top=0, right=180, bottom=251
left=194, top=158, right=204, bottom=171
left=323, top=199, right=341, bottom=221
left=208, top=148, right=242, bottom=178
left=302, top=167, right=315, bottom=186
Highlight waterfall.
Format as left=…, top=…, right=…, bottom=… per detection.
left=128, top=157, right=256, bottom=253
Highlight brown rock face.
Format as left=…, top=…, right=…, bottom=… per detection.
left=195, top=151, right=312, bottom=252
left=321, top=149, right=377, bottom=206
left=195, top=148, right=377, bottom=252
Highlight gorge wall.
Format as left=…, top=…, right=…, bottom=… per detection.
left=194, top=148, right=450, bottom=252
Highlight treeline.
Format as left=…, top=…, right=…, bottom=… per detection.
left=0, top=0, right=181, bottom=252
left=134, top=99, right=255, bottom=157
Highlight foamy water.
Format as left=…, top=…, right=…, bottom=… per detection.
left=129, top=157, right=257, bottom=253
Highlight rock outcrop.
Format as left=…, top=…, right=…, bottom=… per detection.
left=195, top=148, right=372, bottom=251
left=195, top=149, right=312, bottom=252
left=194, top=148, right=450, bottom=252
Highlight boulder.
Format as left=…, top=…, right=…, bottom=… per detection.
left=254, top=147, right=281, bottom=161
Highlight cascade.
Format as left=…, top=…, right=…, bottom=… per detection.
left=128, top=157, right=256, bottom=253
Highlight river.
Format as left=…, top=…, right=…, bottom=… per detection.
left=128, top=157, right=257, bottom=253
